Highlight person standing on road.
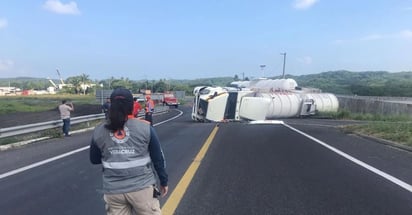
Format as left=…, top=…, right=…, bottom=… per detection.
left=145, top=95, right=155, bottom=125
left=133, top=97, right=142, bottom=118
left=89, top=87, right=168, bottom=215
left=102, top=97, right=111, bottom=120
left=58, top=100, right=74, bottom=137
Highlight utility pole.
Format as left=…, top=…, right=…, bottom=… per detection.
left=280, top=52, right=286, bottom=79
left=100, top=83, right=104, bottom=106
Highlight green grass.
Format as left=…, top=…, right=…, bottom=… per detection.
left=342, top=122, right=412, bottom=147
left=0, top=94, right=99, bottom=114
left=319, top=109, right=412, bottom=122
left=319, top=109, right=412, bottom=147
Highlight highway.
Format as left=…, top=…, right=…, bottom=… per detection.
left=0, top=106, right=411, bottom=215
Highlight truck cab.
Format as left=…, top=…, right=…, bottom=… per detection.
left=162, top=92, right=179, bottom=108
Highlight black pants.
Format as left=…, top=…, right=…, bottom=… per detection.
left=145, top=112, right=153, bottom=125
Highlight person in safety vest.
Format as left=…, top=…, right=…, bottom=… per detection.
left=145, top=95, right=155, bottom=125
left=89, top=87, right=168, bottom=215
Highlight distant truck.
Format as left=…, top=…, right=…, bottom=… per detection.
left=162, top=92, right=180, bottom=108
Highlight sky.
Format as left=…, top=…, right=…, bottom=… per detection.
left=0, top=0, right=411, bottom=81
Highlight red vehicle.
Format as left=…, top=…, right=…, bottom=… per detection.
left=162, top=92, right=179, bottom=108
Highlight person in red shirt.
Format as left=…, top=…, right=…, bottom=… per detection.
left=132, top=97, right=142, bottom=118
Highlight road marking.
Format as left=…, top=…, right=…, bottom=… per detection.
left=162, top=124, right=219, bottom=215
left=0, top=146, right=89, bottom=179
left=283, top=123, right=412, bottom=193
left=249, top=120, right=284, bottom=124
left=153, top=109, right=183, bottom=126
left=0, top=110, right=182, bottom=180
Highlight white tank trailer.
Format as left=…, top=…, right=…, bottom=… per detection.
left=230, top=78, right=298, bottom=91
left=192, top=79, right=339, bottom=122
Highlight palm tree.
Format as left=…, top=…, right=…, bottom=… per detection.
left=67, top=73, right=91, bottom=94
left=80, top=73, right=91, bottom=95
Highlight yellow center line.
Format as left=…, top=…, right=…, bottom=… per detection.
left=161, top=124, right=220, bottom=215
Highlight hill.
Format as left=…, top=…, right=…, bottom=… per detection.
left=274, top=70, right=412, bottom=96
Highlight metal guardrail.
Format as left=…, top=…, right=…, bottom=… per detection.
left=0, top=106, right=169, bottom=139
left=0, top=114, right=105, bottom=138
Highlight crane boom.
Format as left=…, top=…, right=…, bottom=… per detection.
left=48, top=78, right=58, bottom=88
left=56, top=69, right=65, bottom=85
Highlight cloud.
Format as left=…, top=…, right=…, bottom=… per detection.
left=373, top=30, right=412, bottom=40
left=293, top=0, right=319, bottom=10
left=298, top=56, right=313, bottom=65
left=333, top=39, right=345, bottom=44
left=0, top=59, right=14, bottom=71
left=0, top=18, right=8, bottom=29
left=335, top=29, right=412, bottom=43
left=398, top=30, right=412, bottom=39
left=43, top=0, right=81, bottom=15
left=360, top=34, right=384, bottom=41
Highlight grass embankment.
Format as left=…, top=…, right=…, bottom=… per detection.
left=0, top=94, right=99, bottom=114
left=320, top=110, right=412, bottom=147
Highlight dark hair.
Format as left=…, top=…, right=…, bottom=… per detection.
left=62, top=100, right=67, bottom=104
left=105, top=88, right=133, bottom=132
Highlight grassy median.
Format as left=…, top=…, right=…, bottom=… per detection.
left=320, top=110, right=412, bottom=148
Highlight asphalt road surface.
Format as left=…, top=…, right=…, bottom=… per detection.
left=0, top=106, right=411, bottom=215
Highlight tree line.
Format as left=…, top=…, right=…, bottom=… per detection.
left=1, top=70, right=412, bottom=97
left=283, top=70, right=412, bottom=96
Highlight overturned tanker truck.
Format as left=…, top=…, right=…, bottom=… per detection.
left=191, top=78, right=339, bottom=122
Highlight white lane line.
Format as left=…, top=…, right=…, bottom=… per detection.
left=283, top=123, right=412, bottom=193
left=0, top=146, right=89, bottom=179
left=249, top=120, right=284, bottom=124
left=153, top=109, right=183, bottom=126
left=0, top=110, right=183, bottom=180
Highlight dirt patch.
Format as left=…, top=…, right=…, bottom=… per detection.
left=0, top=104, right=102, bottom=128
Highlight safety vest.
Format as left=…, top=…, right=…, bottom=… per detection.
left=91, top=118, right=156, bottom=194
